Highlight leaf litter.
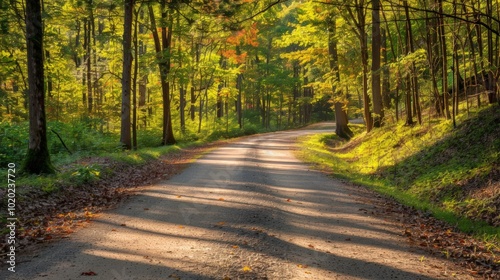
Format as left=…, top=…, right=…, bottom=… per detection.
left=0, top=143, right=222, bottom=258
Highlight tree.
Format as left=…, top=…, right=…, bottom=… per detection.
left=345, top=0, right=373, bottom=132
left=371, top=0, right=383, bottom=127
left=120, top=0, right=135, bottom=150
left=23, top=0, right=55, bottom=174
left=149, top=2, right=176, bottom=145
left=327, top=14, right=352, bottom=139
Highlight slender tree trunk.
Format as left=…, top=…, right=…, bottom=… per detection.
left=328, top=14, right=352, bottom=139
left=149, top=3, right=175, bottom=145
left=120, top=0, right=134, bottom=150
left=347, top=1, right=372, bottom=132
left=438, top=0, right=451, bottom=119
left=132, top=6, right=140, bottom=150
left=425, top=0, right=443, bottom=117
left=381, top=27, right=391, bottom=109
left=23, top=0, right=54, bottom=174
left=371, top=0, right=383, bottom=127
left=486, top=0, right=498, bottom=103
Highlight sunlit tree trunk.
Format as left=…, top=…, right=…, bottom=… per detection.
left=328, top=14, right=352, bottom=139
left=149, top=2, right=175, bottom=145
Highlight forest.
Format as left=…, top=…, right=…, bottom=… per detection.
left=1, top=0, right=499, bottom=173
left=1, top=1, right=500, bottom=277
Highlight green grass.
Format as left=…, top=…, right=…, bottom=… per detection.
left=297, top=105, right=500, bottom=243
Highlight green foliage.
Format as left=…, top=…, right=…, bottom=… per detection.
left=0, top=122, right=28, bottom=166
left=297, top=106, right=500, bottom=241
left=70, top=165, right=101, bottom=185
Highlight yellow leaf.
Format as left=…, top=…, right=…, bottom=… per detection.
left=232, top=245, right=239, bottom=249
left=242, top=266, right=251, bottom=272
left=218, top=198, right=225, bottom=201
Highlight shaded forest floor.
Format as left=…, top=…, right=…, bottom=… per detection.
left=0, top=140, right=228, bottom=257
left=297, top=105, right=500, bottom=278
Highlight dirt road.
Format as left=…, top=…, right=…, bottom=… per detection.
left=2, top=123, right=471, bottom=279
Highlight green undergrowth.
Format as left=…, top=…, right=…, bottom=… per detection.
left=0, top=115, right=284, bottom=196
left=297, top=105, right=500, bottom=243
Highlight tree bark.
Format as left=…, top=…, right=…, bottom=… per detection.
left=149, top=3, right=175, bottom=145
left=327, top=14, right=352, bottom=139
left=371, top=0, right=383, bottom=127
left=438, top=0, right=451, bottom=119
left=404, top=0, right=421, bottom=125
left=120, top=0, right=134, bottom=150
left=23, top=0, right=55, bottom=174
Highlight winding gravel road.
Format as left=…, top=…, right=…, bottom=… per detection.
left=2, top=123, right=470, bottom=279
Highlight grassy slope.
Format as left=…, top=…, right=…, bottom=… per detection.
left=297, top=105, right=500, bottom=241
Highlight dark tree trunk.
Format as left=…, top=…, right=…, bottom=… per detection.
left=371, top=0, right=383, bottom=127
left=438, top=0, right=451, bottom=119
left=120, top=0, right=134, bottom=150
left=23, top=0, right=55, bottom=174
left=404, top=0, right=421, bottom=125
left=327, top=14, right=352, bottom=139
left=132, top=6, right=140, bottom=150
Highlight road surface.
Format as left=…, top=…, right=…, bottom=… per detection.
left=2, top=123, right=469, bottom=279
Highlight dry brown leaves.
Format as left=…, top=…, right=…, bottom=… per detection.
left=0, top=143, right=219, bottom=256
left=377, top=199, right=500, bottom=279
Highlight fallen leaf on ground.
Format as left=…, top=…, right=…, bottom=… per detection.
left=81, top=271, right=97, bottom=276
left=286, top=199, right=291, bottom=202
left=218, top=198, right=225, bottom=201
left=242, top=266, right=252, bottom=272
left=168, top=273, right=181, bottom=279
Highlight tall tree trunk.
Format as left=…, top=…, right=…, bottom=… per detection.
left=371, top=0, right=383, bottom=127
left=132, top=6, right=140, bottom=150
left=328, top=14, right=352, bottom=139
left=23, top=0, right=54, bottom=174
left=149, top=3, right=175, bottom=145
left=425, top=0, right=443, bottom=117
left=486, top=0, right=498, bottom=103
left=176, top=10, right=186, bottom=133
left=381, top=27, right=391, bottom=109
left=120, top=0, right=134, bottom=150
left=237, top=73, right=243, bottom=128
left=404, top=0, right=421, bottom=125
left=347, top=0, right=372, bottom=132
left=438, top=0, right=451, bottom=119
